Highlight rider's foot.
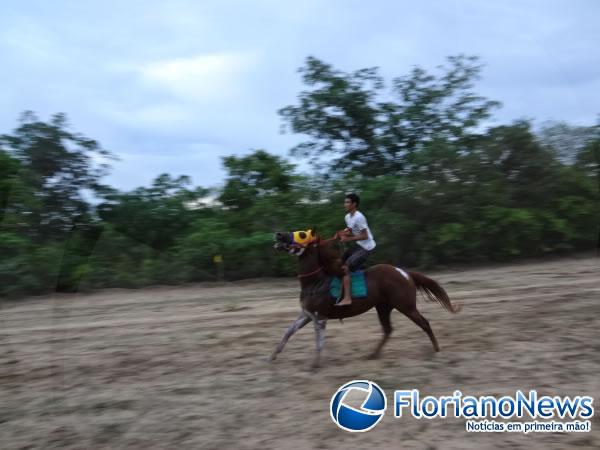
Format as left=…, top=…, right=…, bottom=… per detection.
left=336, top=297, right=352, bottom=306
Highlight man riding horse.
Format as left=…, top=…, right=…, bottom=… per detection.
left=336, top=193, right=376, bottom=305
left=271, top=224, right=461, bottom=368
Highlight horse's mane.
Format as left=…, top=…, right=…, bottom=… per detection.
left=316, top=236, right=344, bottom=275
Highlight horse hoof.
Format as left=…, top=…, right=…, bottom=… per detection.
left=267, top=354, right=277, bottom=362
left=366, top=352, right=380, bottom=360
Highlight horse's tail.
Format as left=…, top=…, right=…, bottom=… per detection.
left=409, top=271, right=462, bottom=314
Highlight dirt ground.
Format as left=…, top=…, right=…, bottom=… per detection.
left=1, top=255, right=599, bottom=449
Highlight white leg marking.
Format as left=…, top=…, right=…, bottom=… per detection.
left=315, top=318, right=327, bottom=352
left=274, top=311, right=311, bottom=354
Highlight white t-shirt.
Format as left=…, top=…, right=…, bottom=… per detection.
left=345, top=211, right=376, bottom=251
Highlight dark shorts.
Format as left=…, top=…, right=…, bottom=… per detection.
left=342, top=245, right=371, bottom=271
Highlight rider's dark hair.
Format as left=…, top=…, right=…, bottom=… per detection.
left=345, top=193, right=360, bottom=206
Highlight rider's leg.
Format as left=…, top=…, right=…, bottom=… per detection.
left=341, top=246, right=353, bottom=264
left=347, top=247, right=369, bottom=271
left=336, top=245, right=357, bottom=306
left=336, top=248, right=370, bottom=306
left=336, top=265, right=353, bottom=306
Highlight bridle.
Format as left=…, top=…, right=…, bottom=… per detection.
left=296, top=241, right=323, bottom=278
left=294, top=238, right=337, bottom=278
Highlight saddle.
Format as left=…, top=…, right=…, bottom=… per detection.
left=330, top=271, right=368, bottom=300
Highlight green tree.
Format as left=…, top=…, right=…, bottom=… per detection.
left=279, top=57, right=386, bottom=174
left=280, top=55, right=500, bottom=176
left=538, top=121, right=598, bottom=164
left=1, top=111, right=114, bottom=236
left=98, top=173, right=205, bottom=251
left=0, top=150, right=40, bottom=231
left=219, top=150, right=296, bottom=209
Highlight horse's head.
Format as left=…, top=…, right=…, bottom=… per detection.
left=274, top=228, right=318, bottom=256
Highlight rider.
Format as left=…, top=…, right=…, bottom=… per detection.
left=335, top=193, right=376, bottom=306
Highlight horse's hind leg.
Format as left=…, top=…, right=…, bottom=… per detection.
left=368, top=303, right=393, bottom=359
left=403, top=308, right=440, bottom=352
left=268, top=311, right=311, bottom=361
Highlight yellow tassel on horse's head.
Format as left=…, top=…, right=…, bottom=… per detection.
left=292, top=229, right=316, bottom=246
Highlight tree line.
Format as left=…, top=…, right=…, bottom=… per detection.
left=1, top=55, right=598, bottom=297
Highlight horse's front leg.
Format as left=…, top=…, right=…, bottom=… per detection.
left=268, top=310, right=311, bottom=362
left=306, top=311, right=327, bottom=369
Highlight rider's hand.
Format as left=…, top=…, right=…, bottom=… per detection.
left=335, top=229, right=353, bottom=240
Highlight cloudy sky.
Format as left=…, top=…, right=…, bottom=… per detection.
left=1, top=0, right=598, bottom=190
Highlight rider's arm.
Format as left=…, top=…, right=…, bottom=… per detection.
left=344, top=229, right=368, bottom=242
left=342, top=214, right=369, bottom=242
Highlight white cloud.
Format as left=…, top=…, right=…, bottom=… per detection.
left=99, top=102, right=192, bottom=132
left=138, top=51, right=259, bottom=101
left=1, top=0, right=599, bottom=192
left=106, top=145, right=228, bottom=190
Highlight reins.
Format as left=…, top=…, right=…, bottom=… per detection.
left=317, top=237, right=337, bottom=245
left=297, top=266, right=323, bottom=278
left=295, top=236, right=341, bottom=278
left=296, top=240, right=328, bottom=278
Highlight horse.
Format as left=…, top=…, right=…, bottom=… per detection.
left=270, top=229, right=461, bottom=368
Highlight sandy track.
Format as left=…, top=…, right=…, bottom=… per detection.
left=1, top=256, right=599, bottom=449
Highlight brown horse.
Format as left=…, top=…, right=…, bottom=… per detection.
left=270, top=229, right=461, bottom=368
